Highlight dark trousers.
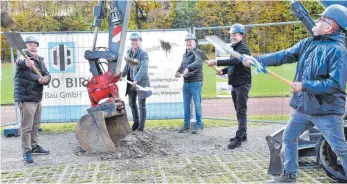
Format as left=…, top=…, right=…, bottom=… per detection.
left=128, top=87, right=146, bottom=131
left=231, top=83, right=251, bottom=138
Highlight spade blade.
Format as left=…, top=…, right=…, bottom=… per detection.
left=193, top=49, right=209, bottom=61
left=137, top=87, right=153, bottom=100
left=3, top=32, right=27, bottom=50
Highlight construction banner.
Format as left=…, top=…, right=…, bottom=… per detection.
left=20, top=30, right=188, bottom=122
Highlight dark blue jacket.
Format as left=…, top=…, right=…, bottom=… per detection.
left=176, top=48, right=203, bottom=82
left=256, top=33, right=347, bottom=116
left=14, top=55, right=51, bottom=102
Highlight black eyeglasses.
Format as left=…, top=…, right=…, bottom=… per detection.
left=318, top=18, right=332, bottom=26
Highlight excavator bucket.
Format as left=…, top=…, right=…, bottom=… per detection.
left=76, top=101, right=132, bottom=153
left=75, top=0, right=133, bottom=153
left=266, top=126, right=321, bottom=175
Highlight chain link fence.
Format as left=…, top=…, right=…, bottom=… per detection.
left=1, top=22, right=320, bottom=124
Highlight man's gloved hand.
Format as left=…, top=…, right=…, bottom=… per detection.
left=242, top=55, right=267, bottom=74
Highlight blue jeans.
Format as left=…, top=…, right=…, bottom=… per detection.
left=183, top=81, right=202, bottom=128
left=282, top=110, right=347, bottom=176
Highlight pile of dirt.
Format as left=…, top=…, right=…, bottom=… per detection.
left=113, top=131, right=173, bottom=159
left=75, top=131, right=173, bottom=160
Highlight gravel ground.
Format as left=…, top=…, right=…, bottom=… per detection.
left=1, top=123, right=284, bottom=170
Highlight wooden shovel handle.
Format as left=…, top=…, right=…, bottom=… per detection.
left=248, top=58, right=293, bottom=86
left=267, top=70, right=293, bottom=86
left=19, top=50, right=43, bottom=79
left=202, top=60, right=219, bottom=72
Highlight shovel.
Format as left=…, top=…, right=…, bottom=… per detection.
left=205, top=35, right=293, bottom=86
left=124, top=56, right=140, bottom=68
left=192, top=49, right=220, bottom=73
left=3, top=32, right=43, bottom=79
left=175, top=49, right=219, bottom=78
left=176, top=69, right=198, bottom=78
left=122, top=78, right=152, bottom=99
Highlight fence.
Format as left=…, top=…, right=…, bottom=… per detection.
left=1, top=22, right=317, bottom=125
left=194, top=21, right=311, bottom=123
left=1, top=29, right=190, bottom=124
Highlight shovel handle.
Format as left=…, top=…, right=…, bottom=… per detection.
left=267, top=70, right=293, bottom=86
left=202, top=60, right=219, bottom=72
left=19, top=50, right=43, bottom=79
left=123, top=78, right=145, bottom=90
left=248, top=58, right=293, bottom=86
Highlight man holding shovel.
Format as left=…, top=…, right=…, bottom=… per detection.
left=122, top=32, right=150, bottom=131
left=15, top=36, right=51, bottom=163
left=175, top=33, right=203, bottom=134
left=208, top=23, right=251, bottom=149
left=243, top=5, right=347, bottom=182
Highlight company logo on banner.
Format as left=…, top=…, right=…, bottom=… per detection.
left=21, top=31, right=188, bottom=122
left=48, top=42, right=76, bottom=73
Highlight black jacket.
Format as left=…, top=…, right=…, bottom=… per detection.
left=217, top=41, right=251, bottom=86
left=14, top=55, right=51, bottom=102
left=176, top=48, right=203, bottom=82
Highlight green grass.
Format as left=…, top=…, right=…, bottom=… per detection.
left=250, top=64, right=296, bottom=97
left=0, top=116, right=289, bottom=134
left=202, top=64, right=217, bottom=98
left=202, top=63, right=296, bottom=98
left=1, top=62, right=15, bottom=104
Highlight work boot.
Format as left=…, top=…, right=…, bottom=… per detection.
left=32, top=145, right=50, bottom=155
left=179, top=125, right=190, bottom=133
left=132, top=123, right=139, bottom=131
left=270, top=173, right=296, bottom=183
left=192, top=125, right=202, bottom=134
left=230, top=135, right=247, bottom=142
left=23, top=151, right=34, bottom=163
left=227, top=139, right=241, bottom=149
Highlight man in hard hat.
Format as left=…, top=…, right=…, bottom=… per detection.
left=208, top=23, right=251, bottom=149
left=243, top=4, right=347, bottom=182
left=122, top=32, right=150, bottom=132
left=16, top=36, right=51, bottom=163
left=175, top=33, right=204, bottom=134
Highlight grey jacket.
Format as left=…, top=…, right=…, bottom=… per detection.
left=15, top=55, right=51, bottom=102
left=256, top=33, right=347, bottom=116
left=176, top=48, right=203, bottom=82
left=122, top=48, right=150, bottom=95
